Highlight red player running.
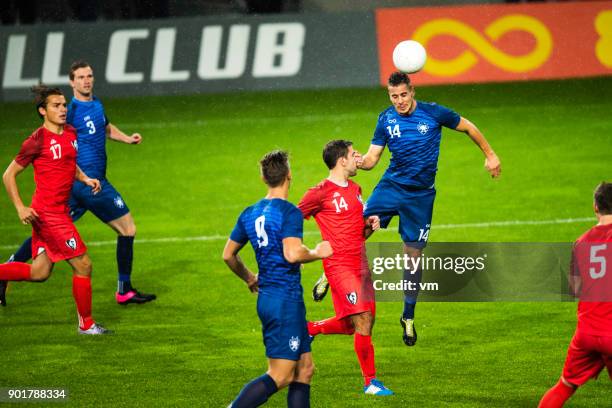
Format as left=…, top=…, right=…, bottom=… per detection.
left=0, top=85, right=111, bottom=335
left=539, top=181, right=612, bottom=407
left=298, top=140, right=393, bottom=396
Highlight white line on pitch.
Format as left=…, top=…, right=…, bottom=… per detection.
left=0, top=217, right=594, bottom=251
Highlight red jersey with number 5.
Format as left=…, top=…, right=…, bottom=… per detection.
left=571, top=223, right=612, bottom=336
left=299, top=179, right=366, bottom=273
left=14, top=125, right=78, bottom=213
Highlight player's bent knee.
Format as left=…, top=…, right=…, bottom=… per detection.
left=268, top=371, right=294, bottom=389
left=70, top=255, right=93, bottom=276
left=296, top=361, right=315, bottom=383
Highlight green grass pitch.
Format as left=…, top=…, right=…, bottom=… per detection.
left=0, top=77, right=610, bottom=407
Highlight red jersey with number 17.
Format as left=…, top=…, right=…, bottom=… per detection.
left=14, top=125, right=78, bottom=213
left=298, top=179, right=366, bottom=273
left=571, top=223, right=612, bottom=336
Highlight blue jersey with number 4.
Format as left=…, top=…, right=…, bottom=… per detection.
left=66, top=96, right=109, bottom=180
left=372, top=101, right=460, bottom=188
left=230, top=198, right=304, bottom=301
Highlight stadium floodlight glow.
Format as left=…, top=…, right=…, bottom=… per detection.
left=392, top=40, right=427, bottom=74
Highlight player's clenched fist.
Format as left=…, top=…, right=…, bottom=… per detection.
left=84, top=177, right=101, bottom=194
left=485, top=153, right=501, bottom=178
left=17, top=206, right=39, bottom=225
left=366, top=215, right=381, bottom=231
left=315, top=241, right=333, bottom=258
left=130, top=133, right=142, bottom=144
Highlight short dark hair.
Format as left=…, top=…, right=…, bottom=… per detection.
left=69, top=60, right=92, bottom=80
left=323, top=140, right=353, bottom=170
left=594, top=182, right=612, bottom=215
left=260, top=150, right=290, bottom=187
left=388, top=71, right=411, bottom=87
left=31, top=84, right=64, bottom=118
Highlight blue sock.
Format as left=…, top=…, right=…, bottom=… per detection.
left=231, top=374, right=278, bottom=408
left=402, top=267, right=421, bottom=319
left=287, top=382, right=310, bottom=408
left=8, top=237, right=33, bottom=263
left=117, top=236, right=134, bottom=294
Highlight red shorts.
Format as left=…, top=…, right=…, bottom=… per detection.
left=562, top=329, right=612, bottom=386
left=31, top=211, right=87, bottom=263
left=326, top=267, right=376, bottom=320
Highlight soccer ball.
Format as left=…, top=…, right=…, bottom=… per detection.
left=392, top=40, right=427, bottom=74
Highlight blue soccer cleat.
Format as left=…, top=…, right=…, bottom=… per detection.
left=364, top=378, right=394, bottom=396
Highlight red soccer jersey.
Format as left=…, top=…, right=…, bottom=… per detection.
left=299, top=179, right=367, bottom=273
left=571, top=223, right=612, bottom=336
left=14, top=125, right=78, bottom=213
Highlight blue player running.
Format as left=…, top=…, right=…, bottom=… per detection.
left=223, top=150, right=332, bottom=407
left=1, top=61, right=155, bottom=306
left=313, top=71, right=501, bottom=346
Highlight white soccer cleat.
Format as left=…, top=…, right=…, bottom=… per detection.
left=364, top=379, right=394, bottom=396
left=78, top=323, right=113, bottom=335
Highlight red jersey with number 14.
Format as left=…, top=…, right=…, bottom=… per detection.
left=572, top=223, right=612, bottom=337
left=14, top=125, right=78, bottom=213
left=299, top=179, right=366, bottom=273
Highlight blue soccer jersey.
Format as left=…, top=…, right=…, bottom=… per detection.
left=372, top=101, right=460, bottom=188
left=66, top=96, right=109, bottom=180
left=230, top=198, right=304, bottom=301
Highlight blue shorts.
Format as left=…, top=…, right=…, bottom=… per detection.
left=69, top=179, right=130, bottom=223
left=364, top=177, right=436, bottom=248
left=257, top=293, right=310, bottom=361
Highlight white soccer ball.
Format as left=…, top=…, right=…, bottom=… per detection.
left=392, top=40, right=427, bottom=74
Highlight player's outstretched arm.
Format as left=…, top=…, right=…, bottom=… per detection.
left=455, top=117, right=501, bottom=178
left=283, top=238, right=333, bottom=264
left=223, top=239, right=258, bottom=293
left=358, top=145, right=385, bottom=170
left=106, top=123, right=142, bottom=145
left=75, top=166, right=101, bottom=194
left=2, top=160, right=38, bottom=224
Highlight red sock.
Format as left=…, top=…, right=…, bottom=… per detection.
left=0, top=262, right=31, bottom=281
left=72, top=275, right=94, bottom=330
left=308, top=317, right=355, bottom=336
left=354, top=333, right=376, bottom=386
left=538, top=379, right=576, bottom=408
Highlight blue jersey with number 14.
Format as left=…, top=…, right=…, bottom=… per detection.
left=230, top=198, right=304, bottom=301
left=372, top=101, right=460, bottom=188
left=66, top=96, right=109, bottom=180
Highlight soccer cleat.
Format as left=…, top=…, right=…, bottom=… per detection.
left=116, top=289, right=156, bottom=305
left=0, top=280, right=7, bottom=307
left=312, top=273, right=329, bottom=302
left=78, top=323, right=113, bottom=335
left=400, top=317, right=417, bottom=346
left=364, top=379, right=394, bottom=396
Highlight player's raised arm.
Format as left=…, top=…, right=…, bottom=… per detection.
left=106, top=123, right=142, bottom=145
left=283, top=238, right=332, bottom=264
left=454, top=117, right=501, bottom=178
left=222, top=239, right=258, bottom=293
left=3, top=160, right=38, bottom=225
left=358, top=144, right=385, bottom=170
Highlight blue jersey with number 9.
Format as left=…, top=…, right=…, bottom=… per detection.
left=66, top=96, right=109, bottom=180
left=230, top=198, right=304, bottom=301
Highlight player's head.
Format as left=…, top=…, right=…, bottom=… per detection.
left=260, top=150, right=291, bottom=188
left=69, top=60, right=94, bottom=98
left=323, top=139, right=358, bottom=176
left=31, top=84, right=66, bottom=124
left=593, top=181, right=612, bottom=217
left=388, top=71, right=415, bottom=115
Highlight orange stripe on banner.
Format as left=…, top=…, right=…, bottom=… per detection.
left=375, top=1, right=612, bottom=85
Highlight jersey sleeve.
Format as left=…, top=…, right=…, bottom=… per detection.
left=429, top=103, right=461, bottom=129
left=281, top=205, right=304, bottom=239
left=14, top=132, right=42, bottom=167
left=229, top=211, right=249, bottom=244
left=371, top=111, right=388, bottom=147
left=298, top=187, right=323, bottom=219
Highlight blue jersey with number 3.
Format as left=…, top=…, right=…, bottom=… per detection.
left=66, top=96, right=109, bottom=180
left=372, top=101, right=460, bottom=188
left=230, top=198, right=304, bottom=301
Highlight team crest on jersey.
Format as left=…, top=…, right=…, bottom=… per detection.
left=346, top=291, right=358, bottom=305
left=333, top=192, right=341, bottom=198
left=114, top=196, right=125, bottom=208
left=65, top=238, right=77, bottom=251
left=417, top=122, right=429, bottom=135
left=289, top=336, right=301, bottom=352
